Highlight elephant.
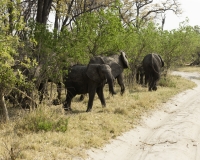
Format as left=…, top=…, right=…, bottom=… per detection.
left=79, top=51, right=129, bottom=101
left=142, top=53, right=164, bottom=91
left=136, top=64, right=146, bottom=85
left=63, top=64, right=116, bottom=112
left=135, top=64, right=149, bottom=86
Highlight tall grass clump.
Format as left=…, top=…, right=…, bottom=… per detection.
left=159, top=75, right=176, bottom=88
left=15, top=106, right=68, bottom=133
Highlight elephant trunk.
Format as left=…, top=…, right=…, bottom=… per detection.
left=106, top=73, right=116, bottom=95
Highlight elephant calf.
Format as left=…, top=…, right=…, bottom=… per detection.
left=142, top=53, right=164, bottom=91
left=63, top=64, right=116, bottom=112
left=136, top=64, right=147, bottom=85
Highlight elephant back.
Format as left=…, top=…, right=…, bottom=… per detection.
left=65, top=65, right=87, bottom=82
left=142, top=53, right=164, bottom=73
left=89, top=51, right=129, bottom=78
left=152, top=53, right=164, bottom=68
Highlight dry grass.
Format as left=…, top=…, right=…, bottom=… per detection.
left=173, top=66, right=200, bottom=73
left=0, top=71, right=197, bottom=160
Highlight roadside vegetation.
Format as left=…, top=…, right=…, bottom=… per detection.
left=0, top=71, right=196, bottom=159
left=1, top=0, right=200, bottom=121
left=1, top=0, right=200, bottom=159
left=174, top=66, right=200, bottom=72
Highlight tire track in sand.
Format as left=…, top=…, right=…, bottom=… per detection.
left=87, top=71, right=200, bottom=160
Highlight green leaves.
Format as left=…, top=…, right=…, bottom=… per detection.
left=158, top=24, right=200, bottom=69
left=66, top=9, right=125, bottom=57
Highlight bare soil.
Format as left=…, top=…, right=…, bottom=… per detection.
left=86, top=71, right=200, bottom=160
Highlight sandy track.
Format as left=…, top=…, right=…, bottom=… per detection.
left=86, top=71, right=200, bottom=160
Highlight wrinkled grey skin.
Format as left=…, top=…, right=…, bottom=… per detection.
left=142, top=53, right=164, bottom=91
left=90, top=51, right=129, bottom=94
left=79, top=51, right=129, bottom=101
left=63, top=64, right=116, bottom=112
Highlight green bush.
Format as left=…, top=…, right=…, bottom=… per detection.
left=159, top=76, right=176, bottom=88
left=15, top=106, right=68, bottom=133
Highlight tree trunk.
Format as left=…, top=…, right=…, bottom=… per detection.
left=36, top=0, right=44, bottom=23
left=36, top=0, right=53, bottom=24
left=0, top=91, right=9, bottom=122
left=8, top=0, right=14, bottom=34
left=54, top=0, right=60, bottom=31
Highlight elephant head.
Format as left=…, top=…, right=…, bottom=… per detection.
left=86, top=64, right=116, bottom=95
left=94, top=51, right=129, bottom=77
left=88, top=51, right=129, bottom=95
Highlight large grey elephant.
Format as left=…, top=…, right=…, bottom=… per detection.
left=90, top=51, right=129, bottom=94
left=142, top=53, right=164, bottom=91
left=79, top=51, right=129, bottom=101
left=80, top=51, right=129, bottom=100
left=63, top=64, right=116, bottom=112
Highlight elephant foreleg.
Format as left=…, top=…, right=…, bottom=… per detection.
left=96, top=87, right=106, bottom=107
left=86, top=89, right=96, bottom=112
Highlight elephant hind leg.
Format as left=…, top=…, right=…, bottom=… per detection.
left=152, top=73, right=159, bottom=91
left=152, top=85, right=157, bottom=91
left=79, top=94, right=85, bottom=101
left=148, top=76, right=153, bottom=91
left=64, top=91, right=76, bottom=111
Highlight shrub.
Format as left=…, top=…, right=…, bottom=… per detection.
left=159, top=75, right=176, bottom=88
left=15, top=106, right=68, bottom=133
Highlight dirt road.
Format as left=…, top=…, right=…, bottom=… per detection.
left=87, top=71, right=200, bottom=160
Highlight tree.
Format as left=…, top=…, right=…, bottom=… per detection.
left=46, top=0, right=117, bottom=31
left=117, top=0, right=182, bottom=29
left=36, top=0, right=53, bottom=24
left=0, top=0, right=25, bottom=122
left=158, top=21, right=200, bottom=70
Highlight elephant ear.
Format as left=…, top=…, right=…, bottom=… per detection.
left=99, top=57, right=123, bottom=78
left=120, top=51, right=129, bottom=68
left=86, top=64, right=102, bottom=83
left=109, top=62, right=123, bottom=78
